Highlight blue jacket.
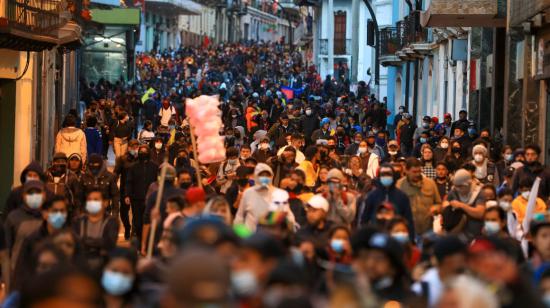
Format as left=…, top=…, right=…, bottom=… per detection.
left=84, top=127, right=102, bottom=158
left=358, top=182, right=415, bottom=239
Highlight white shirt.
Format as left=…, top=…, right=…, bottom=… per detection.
left=411, top=268, right=443, bottom=307
left=159, top=106, right=176, bottom=126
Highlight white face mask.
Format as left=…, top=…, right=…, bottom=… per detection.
left=25, top=193, right=43, bottom=209
left=521, top=191, right=531, bottom=200
left=231, top=270, right=258, bottom=296
left=499, top=200, right=511, bottom=211
left=388, top=150, right=398, bottom=156
left=305, top=109, right=312, bottom=116
left=474, top=154, right=484, bottom=163
left=86, top=200, right=103, bottom=214
left=440, top=142, right=449, bottom=149
left=259, top=143, right=269, bottom=150
left=155, top=143, right=163, bottom=150
left=358, top=147, right=368, bottom=154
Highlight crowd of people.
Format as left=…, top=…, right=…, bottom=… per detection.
left=3, top=41, right=550, bottom=307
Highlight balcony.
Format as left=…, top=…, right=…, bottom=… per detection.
left=293, top=20, right=312, bottom=46
left=319, top=38, right=351, bottom=56
left=509, top=0, right=550, bottom=26
left=421, top=0, right=506, bottom=28
left=145, top=0, right=202, bottom=15
left=379, top=27, right=403, bottom=66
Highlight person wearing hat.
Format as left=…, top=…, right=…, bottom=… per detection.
left=252, top=136, right=273, bottom=163
left=55, top=114, right=87, bottom=164
left=450, top=125, right=472, bottom=158
left=45, top=152, right=81, bottom=215
left=413, top=115, right=433, bottom=145
left=383, top=140, right=401, bottom=163
left=311, top=117, right=332, bottom=144
left=296, top=194, right=333, bottom=248
left=450, top=110, right=469, bottom=138
left=234, top=163, right=296, bottom=232
left=300, top=105, right=319, bottom=145
left=81, top=154, right=119, bottom=217
left=320, top=168, right=356, bottom=226
left=397, top=158, right=441, bottom=235
left=398, top=113, right=416, bottom=157
left=442, top=169, right=486, bottom=239
left=5, top=180, right=46, bottom=273
left=471, top=144, right=500, bottom=187
left=113, top=139, right=140, bottom=240
left=67, top=153, right=84, bottom=180
left=141, top=162, right=183, bottom=256
left=436, top=113, right=453, bottom=137
left=411, top=235, right=467, bottom=306
left=351, top=232, right=416, bottom=302
left=365, top=131, right=385, bottom=160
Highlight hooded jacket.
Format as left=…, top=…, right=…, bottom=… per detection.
left=84, top=126, right=102, bottom=159
left=55, top=127, right=87, bottom=164
left=80, top=161, right=119, bottom=214
left=3, top=162, right=52, bottom=220
left=234, top=163, right=296, bottom=231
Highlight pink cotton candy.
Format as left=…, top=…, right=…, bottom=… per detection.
left=186, top=95, right=225, bottom=164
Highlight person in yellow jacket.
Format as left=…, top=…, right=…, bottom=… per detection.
left=299, top=146, right=320, bottom=188
left=511, top=177, right=547, bottom=224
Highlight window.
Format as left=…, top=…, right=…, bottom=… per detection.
left=334, top=11, right=346, bottom=54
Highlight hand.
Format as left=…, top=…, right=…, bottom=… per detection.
left=124, top=197, right=131, bottom=205
left=449, top=200, right=462, bottom=209
left=151, top=207, right=161, bottom=222
left=140, top=247, right=147, bottom=257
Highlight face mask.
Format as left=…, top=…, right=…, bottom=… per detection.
left=180, top=182, right=192, bottom=189
left=231, top=270, right=258, bottom=297
left=328, top=182, right=340, bottom=192
left=499, top=201, right=511, bottom=211
left=258, top=176, right=271, bottom=187
left=90, top=166, right=101, bottom=175
left=380, top=176, right=394, bottom=187
left=260, top=143, right=269, bottom=150
left=504, top=153, right=513, bottom=162
left=440, top=142, right=449, bottom=149
left=388, top=150, right=398, bottom=156
left=484, top=221, right=501, bottom=235
left=25, top=193, right=43, bottom=209
left=354, top=140, right=361, bottom=144
left=468, top=128, right=476, bottom=135
left=52, top=164, right=67, bottom=176
left=391, top=232, right=409, bottom=244
left=330, top=239, right=345, bottom=253
left=419, top=137, right=427, bottom=144
left=521, top=191, right=531, bottom=200
left=26, top=176, right=40, bottom=183
left=358, top=147, right=368, bottom=154
left=101, top=270, right=134, bottom=296
left=305, top=109, right=312, bottom=116
left=155, top=143, right=163, bottom=150
left=452, top=147, right=461, bottom=153
left=86, top=200, right=102, bottom=214
left=228, top=159, right=238, bottom=165
left=422, top=122, right=429, bottom=129
left=48, top=212, right=67, bottom=229
left=129, top=149, right=138, bottom=157
left=138, top=152, right=149, bottom=161
left=474, top=154, right=484, bottom=163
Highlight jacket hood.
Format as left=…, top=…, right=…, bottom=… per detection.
left=254, top=163, right=273, bottom=181
left=20, top=161, right=46, bottom=184
left=60, top=127, right=82, bottom=142
left=68, top=153, right=83, bottom=169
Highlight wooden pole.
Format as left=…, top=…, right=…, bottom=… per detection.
left=146, top=156, right=169, bottom=259
left=188, top=121, right=203, bottom=188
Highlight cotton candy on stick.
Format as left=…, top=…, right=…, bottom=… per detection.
left=186, top=95, right=226, bottom=164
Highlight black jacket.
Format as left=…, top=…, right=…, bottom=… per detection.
left=512, top=162, right=550, bottom=200
left=114, top=153, right=139, bottom=195
left=80, top=166, right=120, bottom=213
left=126, top=160, right=159, bottom=200
left=301, top=114, right=319, bottom=141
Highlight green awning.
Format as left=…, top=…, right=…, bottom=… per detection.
left=91, top=8, right=141, bottom=25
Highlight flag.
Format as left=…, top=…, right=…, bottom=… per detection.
left=141, top=87, right=155, bottom=104
left=280, top=86, right=294, bottom=100
left=521, top=176, right=541, bottom=257
left=202, top=36, right=210, bottom=49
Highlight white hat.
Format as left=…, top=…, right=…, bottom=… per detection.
left=307, top=194, right=329, bottom=212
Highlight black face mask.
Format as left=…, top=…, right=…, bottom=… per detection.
left=180, top=182, right=192, bottom=189
left=52, top=164, right=67, bottom=176
left=89, top=166, right=101, bottom=175
left=138, top=152, right=150, bottom=161
left=452, top=147, right=461, bottom=153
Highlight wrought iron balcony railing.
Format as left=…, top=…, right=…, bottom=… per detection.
left=319, top=38, right=352, bottom=55
left=380, top=11, right=427, bottom=58
left=379, top=27, right=402, bottom=57
left=6, top=0, right=61, bottom=36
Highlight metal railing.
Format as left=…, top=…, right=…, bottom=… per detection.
left=379, top=11, right=426, bottom=57
left=6, top=0, right=61, bottom=35
left=379, top=27, right=402, bottom=56
left=319, top=38, right=351, bottom=55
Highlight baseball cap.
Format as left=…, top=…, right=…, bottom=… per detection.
left=186, top=187, right=206, bottom=204
left=388, top=140, right=398, bottom=147
left=306, top=194, right=329, bottom=212
left=327, top=168, right=345, bottom=182
left=444, top=113, right=452, bottom=119
left=23, top=180, right=45, bottom=193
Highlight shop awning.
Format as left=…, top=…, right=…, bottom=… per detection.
left=91, top=8, right=141, bottom=25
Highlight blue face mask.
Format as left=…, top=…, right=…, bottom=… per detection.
left=419, top=137, right=427, bottom=144
left=380, top=176, right=394, bottom=187
left=86, top=200, right=102, bottom=214
left=468, top=128, right=476, bottom=135
left=258, top=176, right=271, bottom=187
left=330, top=239, right=345, bottom=253
left=484, top=221, right=501, bottom=235
left=391, top=232, right=409, bottom=244
left=248, top=179, right=255, bottom=186
left=102, top=270, right=134, bottom=296
left=48, top=212, right=67, bottom=229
